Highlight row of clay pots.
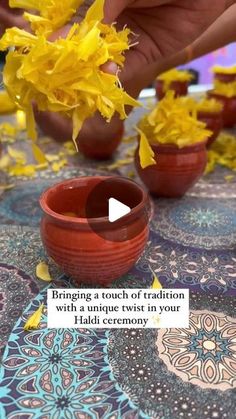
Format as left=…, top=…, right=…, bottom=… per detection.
left=156, top=79, right=236, bottom=129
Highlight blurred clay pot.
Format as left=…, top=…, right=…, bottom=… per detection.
left=135, top=141, right=207, bottom=198
left=197, top=110, right=223, bottom=148
left=40, top=176, right=150, bottom=286
left=214, top=72, right=236, bottom=83
left=208, top=91, right=236, bottom=128
left=155, top=80, right=188, bottom=100
left=77, top=123, right=124, bottom=160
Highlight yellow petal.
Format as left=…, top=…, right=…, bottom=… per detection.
left=26, top=106, right=37, bottom=141
left=7, top=146, right=27, bottom=165
left=36, top=261, right=52, bottom=282
left=0, top=154, right=11, bottom=170
left=0, top=91, right=17, bottom=114
left=24, top=303, right=44, bottom=331
left=51, top=159, right=67, bottom=172
left=150, top=267, right=162, bottom=289
left=137, top=129, right=156, bottom=169
left=32, top=143, right=48, bottom=165
left=9, top=164, right=36, bottom=177
left=0, top=183, right=15, bottom=191
left=62, top=212, right=77, bottom=217
left=85, top=0, right=105, bottom=22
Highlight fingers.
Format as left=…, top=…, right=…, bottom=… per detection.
left=0, top=6, right=25, bottom=29
left=103, top=0, right=131, bottom=23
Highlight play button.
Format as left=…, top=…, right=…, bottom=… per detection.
left=85, top=176, right=150, bottom=242
left=108, top=198, right=131, bottom=223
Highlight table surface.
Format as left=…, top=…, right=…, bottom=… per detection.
left=0, top=94, right=236, bottom=419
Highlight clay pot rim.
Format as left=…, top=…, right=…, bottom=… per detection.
left=137, top=136, right=207, bottom=154
left=197, top=110, right=222, bottom=117
left=208, top=90, right=236, bottom=100
left=39, top=176, right=148, bottom=226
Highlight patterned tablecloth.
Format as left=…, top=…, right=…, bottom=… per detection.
left=0, top=99, right=236, bottom=419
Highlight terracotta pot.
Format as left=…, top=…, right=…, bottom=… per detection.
left=40, top=176, right=150, bottom=286
left=135, top=142, right=207, bottom=198
left=208, top=91, right=236, bottom=128
left=214, top=72, right=236, bottom=83
left=197, top=111, right=223, bottom=148
left=77, top=123, right=124, bottom=160
left=155, top=80, right=188, bottom=100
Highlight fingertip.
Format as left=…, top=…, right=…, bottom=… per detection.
left=100, top=61, right=118, bottom=75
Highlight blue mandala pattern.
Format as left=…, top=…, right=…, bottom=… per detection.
left=0, top=288, right=145, bottom=419
left=151, top=197, right=236, bottom=249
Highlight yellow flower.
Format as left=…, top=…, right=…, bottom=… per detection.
left=206, top=132, right=236, bottom=173
left=0, top=0, right=140, bottom=144
left=10, top=0, right=83, bottom=37
left=195, top=98, right=223, bottom=113
left=213, top=80, right=236, bottom=98
left=0, top=91, right=17, bottom=114
left=212, top=65, right=236, bottom=75
left=157, top=68, right=193, bottom=92
left=24, top=303, right=44, bottom=331
left=137, top=91, right=211, bottom=165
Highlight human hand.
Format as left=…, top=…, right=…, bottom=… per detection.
left=0, top=1, right=25, bottom=35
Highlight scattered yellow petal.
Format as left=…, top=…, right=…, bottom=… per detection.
left=7, top=146, right=27, bottom=165
left=0, top=122, right=18, bottom=139
left=62, top=212, right=77, bottom=217
left=0, top=154, right=11, bottom=170
left=0, top=183, right=15, bottom=191
left=45, top=153, right=60, bottom=162
left=127, top=170, right=135, bottom=178
left=52, top=159, right=67, bottom=172
left=150, top=267, right=162, bottom=289
left=205, top=132, right=236, bottom=174
left=122, top=135, right=136, bottom=144
left=24, top=303, right=44, bottom=331
left=9, top=164, right=36, bottom=177
left=0, top=90, right=17, bottom=114
left=32, top=143, right=48, bottom=165
left=137, top=128, right=156, bottom=169
left=224, top=175, right=234, bottom=182
left=36, top=261, right=52, bottom=282
left=125, top=146, right=136, bottom=157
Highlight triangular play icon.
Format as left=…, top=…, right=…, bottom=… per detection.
left=108, top=198, right=131, bottom=223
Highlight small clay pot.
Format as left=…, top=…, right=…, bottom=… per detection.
left=77, top=124, right=124, bottom=160
left=197, top=111, right=223, bottom=148
left=214, top=72, right=236, bottom=84
left=40, top=176, right=150, bottom=286
left=155, top=80, right=189, bottom=100
left=135, top=141, right=207, bottom=198
left=208, top=91, right=236, bottom=128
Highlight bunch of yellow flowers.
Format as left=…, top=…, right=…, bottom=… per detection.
left=0, top=0, right=139, bottom=143
left=138, top=91, right=211, bottom=168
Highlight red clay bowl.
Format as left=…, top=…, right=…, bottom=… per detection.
left=135, top=141, right=207, bottom=198
left=208, top=91, right=236, bottom=128
left=39, top=176, right=150, bottom=286
left=76, top=123, right=124, bottom=160
left=197, top=111, right=223, bottom=148
left=214, top=72, right=236, bottom=83
left=155, top=80, right=189, bottom=100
